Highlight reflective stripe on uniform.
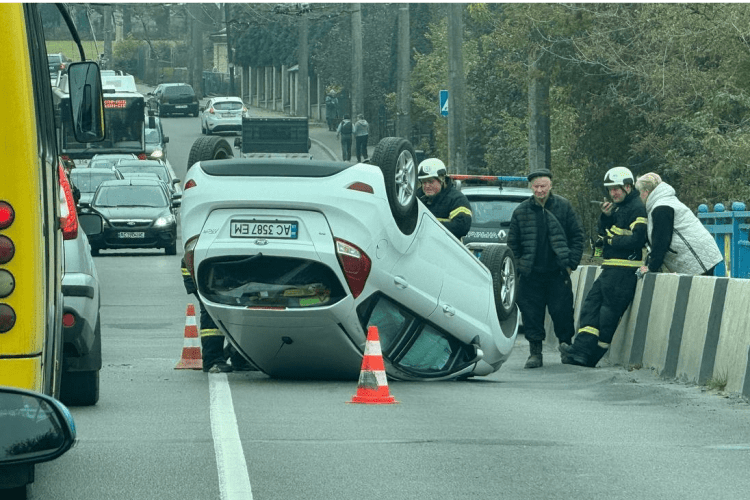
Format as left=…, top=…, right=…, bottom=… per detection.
left=450, top=206, right=472, bottom=220
left=631, top=217, right=648, bottom=229
left=609, top=226, right=631, bottom=236
left=578, top=326, right=599, bottom=336
left=602, top=258, right=643, bottom=268
left=200, top=328, right=224, bottom=338
left=598, top=341, right=610, bottom=349
left=181, top=267, right=190, bottom=276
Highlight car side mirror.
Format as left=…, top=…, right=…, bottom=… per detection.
left=163, top=136, right=169, bottom=144
left=172, top=178, right=180, bottom=185
left=78, top=213, right=103, bottom=236
left=67, top=62, right=105, bottom=142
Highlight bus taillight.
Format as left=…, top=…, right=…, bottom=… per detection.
left=0, top=304, right=15, bottom=333
left=62, top=312, right=76, bottom=328
left=0, top=201, right=13, bottom=229
left=0, top=236, right=13, bottom=264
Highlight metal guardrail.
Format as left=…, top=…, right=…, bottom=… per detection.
left=698, top=202, right=750, bottom=278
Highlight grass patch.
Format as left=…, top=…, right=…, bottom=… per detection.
left=705, top=370, right=728, bottom=391
left=46, top=40, right=103, bottom=61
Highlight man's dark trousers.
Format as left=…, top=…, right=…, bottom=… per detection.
left=340, top=135, right=352, bottom=161
left=516, top=270, right=575, bottom=345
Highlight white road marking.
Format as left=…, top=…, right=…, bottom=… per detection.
left=209, top=373, right=253, bottom=500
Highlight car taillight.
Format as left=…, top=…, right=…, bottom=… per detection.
left=335, top=238, right=371, bottom=299
left=62, top=312, right=76, bottom=328
left=184, top=236, right=199, bottom=280
left=138, top=153, right=148, bottom=160
left=184, top=179, right=197, bottom=190
left=58, top=162, right=79, bottom=240
left=347, top=182, right=374, bottom=194
left=0, top=201, right=15, bottom=333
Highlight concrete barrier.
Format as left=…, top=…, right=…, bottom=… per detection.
left=569, top=266, right=749, bottom=400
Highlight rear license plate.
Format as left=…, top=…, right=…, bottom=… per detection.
left=231, top=220, right=298, bottom=239
left=176, top=105, right=187, bottom=109
left=118, top=232, right=145, bottom=239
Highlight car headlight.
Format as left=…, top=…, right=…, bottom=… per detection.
left=154, top=214, right=175, bottom=227
left=149, top=149, right=164, bottom=159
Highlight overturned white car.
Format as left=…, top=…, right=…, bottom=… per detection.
left=180, top=136, right=518, bottom=380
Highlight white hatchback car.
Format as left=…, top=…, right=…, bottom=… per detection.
left=200, top=96, right=246, bottom=135
left=180, top=137, right=519, bottom=380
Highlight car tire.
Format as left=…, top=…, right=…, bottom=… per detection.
left=370, top=137, right=418, bottom=235
left=60, top=370, right=99, bottom=406
left=165, top=241, right=177, bottom=255
left=479, top=245, right=517, bottom=321
left=187, top=136, right=234, bottom=170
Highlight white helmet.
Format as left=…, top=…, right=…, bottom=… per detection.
left=418, top=158, right=447, bottom=180
left=603, top=166, right=634, bottom=187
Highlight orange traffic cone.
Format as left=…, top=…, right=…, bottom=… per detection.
left=174, top=303, right=203, bottom=370
left=349, top=326, right=398, bottom=404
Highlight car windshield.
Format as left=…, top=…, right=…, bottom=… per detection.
left=116, top=165, right=168, bottom=183
left=469, top=199, right=523, bottom=226
left=213, top=101, right=243, bottom=111
left=164, top=86, right=193, bottom=96
left=48, top=55, right=62, bottom=63
left=94, top=185, right=167, bottom=208
left=70, top=171, right=118, bottom=193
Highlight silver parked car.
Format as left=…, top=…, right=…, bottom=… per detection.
left=180, top=137, right=519, bottom=380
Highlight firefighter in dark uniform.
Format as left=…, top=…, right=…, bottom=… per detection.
left=416, top=158, right=472, bottom=239
left=181, top=258, right=251, bottom=373
left=560, top=166, right=647, bottom=367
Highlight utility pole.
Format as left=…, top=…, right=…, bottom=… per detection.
left=528, top=51, right=551, bottom=175
left=190, top=3, right=204, bottom=98
left=447, top=4, right=467, bottom=174
left=351, top=3, right=363, bottom=118
left=225, top=3, right=235, bottom=96
left=297, top=14, right=309, bottom=117
left=103, top=6, right=112, bottom=69
left=396, top=4, right=411, bottom=140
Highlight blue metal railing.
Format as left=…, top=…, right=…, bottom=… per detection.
left=698, top=202, right=750, bottom=278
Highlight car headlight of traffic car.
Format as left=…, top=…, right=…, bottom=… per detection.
left=149, top=149, right=164, bottom=159
left=154, top=214, right=175, bottom=227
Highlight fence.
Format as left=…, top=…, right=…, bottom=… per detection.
left=698, top=202, right=750, bottom=278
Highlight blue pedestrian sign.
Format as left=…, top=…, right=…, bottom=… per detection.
left=439, top=90, right=449, bottom=117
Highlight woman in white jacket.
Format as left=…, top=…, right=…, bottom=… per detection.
left=635, top=172, right=723, bottom=276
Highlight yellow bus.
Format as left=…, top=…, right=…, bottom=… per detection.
left=0, top=4, right=104, bottom=396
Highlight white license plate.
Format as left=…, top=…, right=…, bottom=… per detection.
left=118, top=232, right=145, bottom=239
left=230, top=220, right=298, bottom=239
left=175, top=105, right=187, bottom=109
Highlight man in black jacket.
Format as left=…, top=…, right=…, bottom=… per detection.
left=507, top=169, right=584, bottom=368
left=560, top=166, right=648, bottom=367
left=416, top=158, right=472, bottom=239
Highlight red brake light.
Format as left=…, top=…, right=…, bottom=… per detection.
left=184, top=179, right=197, bottom=190
left=348, top=182, right=374, bottom=194
left=335, top=238, right=371, bottom=299
left=138, top=153, right=148, bottom=160
left=0, top=236, right=15, bottom=264
left=58, top=162, right=79, bottom=240
left=0, top=303, right=16, bottom=333
left=62, top=312, right=76, bottom=328
left=0, top=202, right=14, bottom=230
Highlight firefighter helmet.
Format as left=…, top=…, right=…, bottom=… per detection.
left=603, top=166, right=634, bottom=187
left=417, top=158, right=447, bottom=180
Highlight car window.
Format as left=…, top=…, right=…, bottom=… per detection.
left=213, top=101, right=243, bottom=111
left=469, top=199, right=523, bottom=225
left=94, top=185, right=167, bottom=207
left=365, top=296, right=412, bottom=352
left=145, top=128, right=161, bottom=144
left=71, top=170, right=119, bottom=193
left=164, top=85, right=194, bottom=96
left=398, top=325, right=454, bottom=372
left=117, top=165, right=168, bottom=182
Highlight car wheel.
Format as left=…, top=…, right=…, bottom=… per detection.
left=187, top=136, right=234, bottom=170
left=479, top=245, right=517, bottom=321
left=165, top=240, right=177, bottom=255
left=370, top=137, right=418, bottom=235
left=60, top=370, right=99, bottom=406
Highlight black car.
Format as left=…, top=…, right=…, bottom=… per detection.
left=80, top=179, right=180, bottom=255
left=70, top=166, right=124, bottom=206
left=145, top=113, right=169, bottom=160
left=149, top=83, right=199, bottom=117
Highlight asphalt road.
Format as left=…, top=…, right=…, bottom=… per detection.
left=29, top=114, right=750, bottom=500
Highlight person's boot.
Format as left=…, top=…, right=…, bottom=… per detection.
left=524, top=341, right=543, bottom=369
